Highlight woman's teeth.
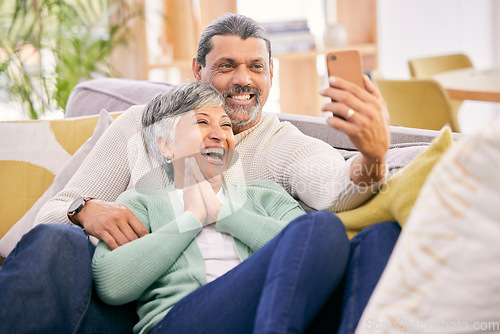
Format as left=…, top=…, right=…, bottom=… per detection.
left=201, top=148, right=225, bottom=164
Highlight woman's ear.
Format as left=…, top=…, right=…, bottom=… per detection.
left=157, top=137, right=173, bottom=157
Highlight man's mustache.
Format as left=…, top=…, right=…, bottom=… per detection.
left=223, top=85, right=260, bottom=96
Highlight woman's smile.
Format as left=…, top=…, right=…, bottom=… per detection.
left=200, top=147, right=227, bottom=165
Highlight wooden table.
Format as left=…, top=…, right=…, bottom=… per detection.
left=433, top=68, right=500, bottom=103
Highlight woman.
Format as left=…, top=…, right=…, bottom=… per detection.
left=92, top=82, right=350, bottom=334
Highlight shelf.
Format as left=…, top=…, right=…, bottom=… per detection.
left=274, top=43, right=377, bottom=61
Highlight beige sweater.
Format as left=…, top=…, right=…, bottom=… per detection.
left=35, top=105, right=383, bottom=227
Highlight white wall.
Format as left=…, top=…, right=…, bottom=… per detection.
left=377, top=0, right=500, bottom=133
left=378, top=0, right=496, bottom=78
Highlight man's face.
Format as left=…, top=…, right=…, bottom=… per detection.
left=193, top=35, right=273, bottom=134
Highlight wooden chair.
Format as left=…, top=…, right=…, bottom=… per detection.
left=373, top=75, right=459, bottom=132
left=408, top=54, right=473, bottom=132
left=408, top=53, right=473, bottom=78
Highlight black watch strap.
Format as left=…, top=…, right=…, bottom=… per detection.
left=67, top=196, right=94, bottom=226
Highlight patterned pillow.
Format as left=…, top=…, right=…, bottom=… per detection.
left=356, top=115, right=500, bottom=333
left=0, top=110, right=115, bottom=259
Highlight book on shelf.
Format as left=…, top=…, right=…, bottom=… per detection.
left=261, top=19, right=316, bottom=54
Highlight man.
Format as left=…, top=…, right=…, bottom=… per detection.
left=0, top=14, right=398, bottom=333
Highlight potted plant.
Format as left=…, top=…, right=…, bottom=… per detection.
left=0, top=0, right=141, bottom=119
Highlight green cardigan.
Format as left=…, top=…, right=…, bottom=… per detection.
left=92, top=180, right=306, bottom=334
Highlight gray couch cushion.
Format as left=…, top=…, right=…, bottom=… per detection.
left=65, top=78, right=173, bottom=118
left=276, top=113, right=454, bottom=149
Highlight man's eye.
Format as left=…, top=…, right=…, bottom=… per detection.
left=219, top=64, right=233, bottom=69
left=252, top=64, right=265, bottom=71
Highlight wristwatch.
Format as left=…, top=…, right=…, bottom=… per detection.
left=67, top=196, right=94, bottom=226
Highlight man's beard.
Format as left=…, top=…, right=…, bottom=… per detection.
left=222, top=86, right=261, bottom=129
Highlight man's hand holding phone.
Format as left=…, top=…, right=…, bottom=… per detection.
left=320, top=50, right=390, bottom=185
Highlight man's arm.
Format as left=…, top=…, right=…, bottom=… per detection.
left=35, top=105, right=149, bottom=249
left=268, top=135, right=385, bottom=212
left=320, top=75, right=390, bottom=188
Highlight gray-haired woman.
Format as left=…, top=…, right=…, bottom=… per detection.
left=92, top=82, right=350, bottom=334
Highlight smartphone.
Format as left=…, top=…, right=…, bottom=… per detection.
left=326, top=50, right=365, bottom=89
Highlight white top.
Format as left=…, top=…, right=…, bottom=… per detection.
left=175, top=188, right=240, bottom=282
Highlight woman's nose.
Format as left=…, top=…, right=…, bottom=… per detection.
left=208, top=125, right=226, bottom=142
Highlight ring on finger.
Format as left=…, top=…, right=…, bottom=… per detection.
left=346, top=108, right=355, bottom=120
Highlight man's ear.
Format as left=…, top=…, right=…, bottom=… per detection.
left=157, top=137, right=173, bottom=157
left=192, top=57, right=203, bottom=82
left=269, top=58, right=274, bottom=86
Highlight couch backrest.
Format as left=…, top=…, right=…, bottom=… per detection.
left=66, top=78, right=451, bottom=151
left=65, top=78, right=174, bottom=118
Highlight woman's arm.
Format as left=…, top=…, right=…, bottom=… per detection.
left=92, top=190, right=202, bottom=305
left=216, top=181, right=306, bottom=251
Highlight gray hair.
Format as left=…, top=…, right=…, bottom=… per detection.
left=196, top=13, right=272, bottom=67
left=142, top=82, right=225, bottom=179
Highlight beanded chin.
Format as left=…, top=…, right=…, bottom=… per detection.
left=227, top=105, right=259, bottom=123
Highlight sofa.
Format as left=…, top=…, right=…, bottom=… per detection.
left=0, top=77, right=457, bottom=262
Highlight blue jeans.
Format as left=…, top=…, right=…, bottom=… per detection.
left=0, top=215, right=400, bottom=334
left=0, top=224, right=137, bottom=334
left=338, top=221, right=401, bottom=333
left=151, top=211, right=349, bottom=334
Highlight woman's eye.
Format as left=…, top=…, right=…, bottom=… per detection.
left=223, top=123, right=232, bottom=128
left=197, top=120, right=208, bottom=125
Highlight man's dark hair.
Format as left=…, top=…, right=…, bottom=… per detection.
left=196, top=13, right=272, bottom=67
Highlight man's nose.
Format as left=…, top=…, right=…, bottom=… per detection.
left=232, top=65, right=252, bottom=86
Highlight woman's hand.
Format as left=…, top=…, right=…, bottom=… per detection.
left=183, top=158, right=207, bottom=223
left=185, top=158, right=222, bottom=225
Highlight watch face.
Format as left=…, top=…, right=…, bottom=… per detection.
left=68, top=196, right=85, bottom=214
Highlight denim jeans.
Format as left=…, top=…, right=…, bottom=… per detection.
left=151, top=210, right=349, bottom=334
left=338, top=221, right=401, bottom=333
left=0, top=224, right=137, bottom=334
left=0, top=215, right=400, bottom=334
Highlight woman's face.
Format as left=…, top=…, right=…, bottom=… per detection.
left=159, top=106, right=235, bottom=186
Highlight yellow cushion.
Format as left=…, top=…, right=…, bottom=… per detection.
left=0, top=115, right=100, bottom=239
left=337, top=128, right=454, bottom=238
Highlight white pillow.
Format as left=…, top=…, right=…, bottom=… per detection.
left=356, top=115, right=500, bottom=334
left=0, top=109, right=114, bottom=258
